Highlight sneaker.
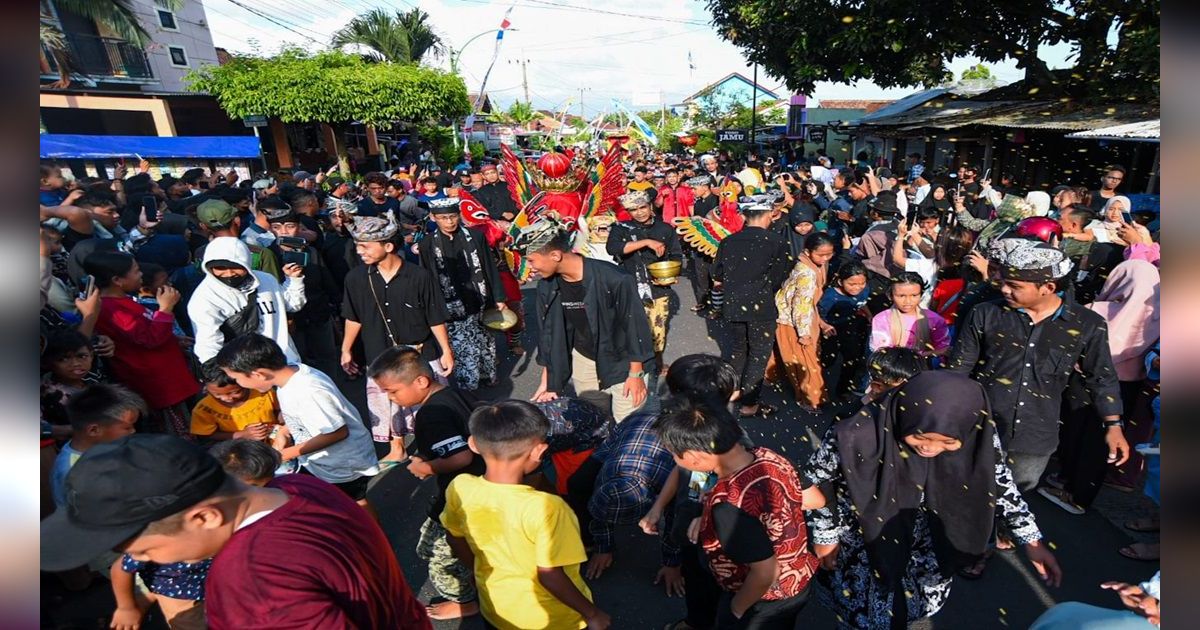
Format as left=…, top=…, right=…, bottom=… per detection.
left=1037, top=486, right=1085, bottom=515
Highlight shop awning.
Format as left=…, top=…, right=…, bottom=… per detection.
left=40, top=134, right=261, bottom=159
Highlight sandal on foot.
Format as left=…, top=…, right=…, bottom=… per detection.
left=1038, top=486, right=1086, bottom=515
left=378, top=458, right=410, bottom=471
left=739, top=403, right=777, bottom=418
left=1119, top=542, right=1160, bottom=561
left=1124, top=517, right=1160, bottom=533
left=958, top=550, right=993, bottom=579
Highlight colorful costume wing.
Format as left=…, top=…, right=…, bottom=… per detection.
left=581, top=145, right=625, bottom=221
left=673, top=216, right=732, bottom=258
left=502, top=192, right=554, bottom=283
left=500, top=143, right=537, bottom=208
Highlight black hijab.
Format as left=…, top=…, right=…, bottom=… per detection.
left=835, top=371, right=996, bottom=587
left=919, top=184, right=952, bottom=211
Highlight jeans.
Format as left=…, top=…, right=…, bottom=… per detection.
left=728, top=320, right=775, bottom=407
left=1006, top=451, right=1053, bottom=492
left=1030, top=602, right=1156, bottom=629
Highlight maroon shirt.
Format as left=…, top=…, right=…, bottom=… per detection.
left=206, top=475, right=431, bottom=629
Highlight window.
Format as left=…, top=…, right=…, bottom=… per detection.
left=157, top=9, right=178, bottom=30
left=168, top=45, right=189, bottom=67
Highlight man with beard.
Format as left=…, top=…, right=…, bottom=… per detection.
left=418, top=198, right=508, bottom=391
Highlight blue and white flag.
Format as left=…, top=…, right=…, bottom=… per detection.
left=612, top=99, right=658, bottom=145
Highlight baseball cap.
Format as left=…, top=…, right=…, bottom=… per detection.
left=196, top=199, right=237, bottom=228
left=41, top=434, right=227, bottom=571
left=292, top=170, right=314, bottom=182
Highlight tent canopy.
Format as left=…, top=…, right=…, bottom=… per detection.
left=40, top=134, right=261, bottom=159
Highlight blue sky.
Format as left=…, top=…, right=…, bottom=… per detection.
left=203, top=0, right=1078, bottom=113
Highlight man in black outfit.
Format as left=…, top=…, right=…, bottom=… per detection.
left=515, top=220, right=655, bottom=423
left=607, top=190, right=683, bottom=374
left=472, top=162, right=519, bottom=221
left=687, top=175, right=720, bottom=315
left=712, top=203, right=792, bottom=418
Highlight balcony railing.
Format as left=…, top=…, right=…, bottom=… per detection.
left=42, top=33, right=154, bottom=80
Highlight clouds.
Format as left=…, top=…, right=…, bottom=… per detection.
left=202, top=0, right=1076, bottom=113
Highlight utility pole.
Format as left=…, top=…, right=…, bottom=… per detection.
left=750, top=62, right=758, bottom=148
left=579, top=87, right=585, bottom=121
left=521, top=51, right=530, bottom=104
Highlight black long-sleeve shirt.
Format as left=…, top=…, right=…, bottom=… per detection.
left=711, top=226, right=792, bottom=322
left=944, top=298, right=1123, bottom=455
left=605, top=217, right=683, bottom=299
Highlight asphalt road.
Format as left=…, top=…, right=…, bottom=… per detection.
left=42, top=271, right=1160, bottom=629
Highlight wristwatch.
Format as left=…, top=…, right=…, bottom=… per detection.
left=628, top=370, right=645, bottom=379
left=1102, top=419, right=1125, bottom=429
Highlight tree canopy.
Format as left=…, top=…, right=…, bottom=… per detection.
left=704, top=0, right=1159, bottom=99
left=330, top=8, right=445, bottom=64
left=185, top=48, right=469, bottom=127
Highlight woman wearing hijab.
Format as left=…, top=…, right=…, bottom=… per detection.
left=1042, top=259, right=1161, bottom=516
left=804, top=371, right=1062, bottom=629
left=916, top=183, right=953, bottom=228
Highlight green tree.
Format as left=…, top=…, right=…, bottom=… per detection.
left=500, top=101, right=537, bottom=129
left=330, top=8, right=445, bottom=64
left=704, top=0, right=1159, bottom=99
left=187, top=48, right=469, bottom=174
left=960, top=64, right=993, bottom=81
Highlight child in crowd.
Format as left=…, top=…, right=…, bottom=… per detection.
left=40, top=329, right=96, bottom=429
left=190, top=359, right=281, bottom=443
left=213, top=333, right=380, bottom=510
left=135, top=262, right=187, bottom=338
left=40, top=164, right=68, bottom=207
left=50, top=384, right=145, bottom=508
left=442, top=401, right=611, bottom=630
left=869, top=272, right=950, bottom=359
left=654, top=398, right=824, bottom=628
left=639, top=354, right=742, bottom=629
left=862, top=347, right=926, bottom=403
left=818, top=261, right=871, bottom=401
left=109, top=554, right=211, bottom=630
left=209, top=438, right=283, bottom=486
left=368, top=346, right=484, bottom=620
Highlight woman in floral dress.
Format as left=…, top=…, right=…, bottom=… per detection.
left=803, top=371, right=1063, bottom=629
left=768, top=232, right=836, bottom=410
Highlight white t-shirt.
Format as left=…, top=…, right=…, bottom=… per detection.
left=275, top=365, right=380, bottom=483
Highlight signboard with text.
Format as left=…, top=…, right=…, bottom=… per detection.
left=242, top=115, right=268, bottom=128
left=807, top=126, right=827, bottom=143
left=717, top=128, right=747, bottom=143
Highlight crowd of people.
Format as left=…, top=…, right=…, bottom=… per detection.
left=39, top=145, right=1160, bottom=629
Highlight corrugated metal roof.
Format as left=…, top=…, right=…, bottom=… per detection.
left=1066, top=119, right=1159, bottom=141
left=853, top=98, right=1159, bottom=135
left=853, top=88, right=950, bottom=123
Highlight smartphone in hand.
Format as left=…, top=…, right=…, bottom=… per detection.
left=141, top=195, right=160, bottom=223
left=77, top=274, right=95, bottom=300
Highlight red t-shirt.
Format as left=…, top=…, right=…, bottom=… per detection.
left=94, top=296, right=198, bottom=409
left=206, top=475, right=431, bottom=630
left=699, top=447, right=818, bottom=600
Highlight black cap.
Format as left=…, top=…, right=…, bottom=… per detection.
left=41, top=434, right=227, bottom=571
left=868, top=190, right=901, bottom=215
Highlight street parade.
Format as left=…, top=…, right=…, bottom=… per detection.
left=38, top=0, right=1162, bottom=628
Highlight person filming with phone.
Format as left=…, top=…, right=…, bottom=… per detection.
left=268, top=206, right=340, bottom=377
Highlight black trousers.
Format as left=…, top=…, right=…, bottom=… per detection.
left=728, top=320, right=775, bottom=407
left=820, top=316, right=870, bottom=400
left=691, top=251, right=714, bottom=307
left=716, top=584, right=811, bottom=629
left=564, top=456, right=602, bottom=547
left=1057, top=378, right=1148, bottom=508
left=680, top=542, right=722, bottom=629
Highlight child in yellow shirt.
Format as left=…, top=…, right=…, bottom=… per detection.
left=441, top=401, right=611, bottom=630
left=190, top=359, right=280, bottom=442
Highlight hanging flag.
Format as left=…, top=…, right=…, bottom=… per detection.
left=688, top=50, right=695, bottom=71
left=611, top=99, right=658, bottom=146
left=465, top=5, right=515, bottom=143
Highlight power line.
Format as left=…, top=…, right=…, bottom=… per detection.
left=445, top=0, right=709, bottom=26
left=218, top=0, right=325, bottom=44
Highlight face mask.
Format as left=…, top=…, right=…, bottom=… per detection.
left=216, top=273, right=252, bottom=290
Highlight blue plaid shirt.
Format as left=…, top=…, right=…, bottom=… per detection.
left=908, top=162, right=925, bottom=183
left=588, top=412, right=679, bottom=565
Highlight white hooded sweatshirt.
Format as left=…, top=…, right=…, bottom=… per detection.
left=189, top=236, right=306, bottom=363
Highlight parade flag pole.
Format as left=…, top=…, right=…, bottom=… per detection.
left=463, top=5, right=514, bottom=146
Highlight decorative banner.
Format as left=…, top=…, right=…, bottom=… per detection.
left=611, top=99, right=658, bottom=145
left=464, top=5, right=515, bottom=142
left=717, top=129, right=747, bottom=143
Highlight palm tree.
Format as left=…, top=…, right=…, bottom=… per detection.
left=330, top=8, right=444, bottom=64
left=503, top=101, right=537, bottom=130
left=40, top=0, right=181, bottom=89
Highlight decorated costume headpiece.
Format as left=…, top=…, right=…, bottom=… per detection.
left=619, top=190, right=650, bottom=210
left=686, top=175, right=711, bottom=187
left=349, top=214, right=399, bottom=243
left=989, top=237, right=1072, bottom=283
left=586, top=213, right=617, bottom=244
left=512, top=217, right=572, bottom=254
